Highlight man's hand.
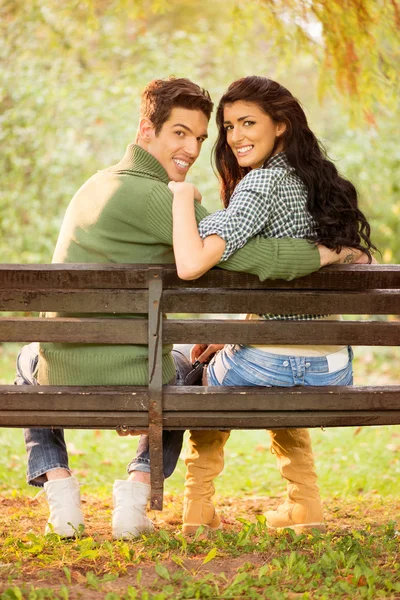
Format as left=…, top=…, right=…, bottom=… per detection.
left=354, top=254, right=379, bottom=264
left=318, top=245, right=373, bottom=266
left=116, top=427, right=146, bottom=437
left=191, top=343, right=225, bottom=364
left=168, top=181, right=202, bottom=202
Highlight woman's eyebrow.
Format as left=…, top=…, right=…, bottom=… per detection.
left=223, top=115, right=255, bottom=124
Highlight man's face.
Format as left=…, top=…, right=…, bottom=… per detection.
left=146, top=108, right=209, bottom=181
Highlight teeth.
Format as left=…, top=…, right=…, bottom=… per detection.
left=174, top=159, right=190, bottom=168
left=237, top=146, right=253, bottom=154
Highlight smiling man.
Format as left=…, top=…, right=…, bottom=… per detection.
left=19, top=77, right=357, bottom=540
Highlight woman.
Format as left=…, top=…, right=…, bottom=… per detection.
left=169, top=76, right=376, bottom=535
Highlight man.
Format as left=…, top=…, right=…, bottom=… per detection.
left=18, top=77, right=361, bottom=539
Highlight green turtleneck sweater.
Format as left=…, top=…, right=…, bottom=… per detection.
left=38, top=144, right=320, bottom=386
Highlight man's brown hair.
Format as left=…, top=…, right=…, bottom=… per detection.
left=140, top=77, right=213, bottom=134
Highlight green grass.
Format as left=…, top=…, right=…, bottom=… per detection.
left=1, top=520, right=399, bottom=598
left=1, top=342, right=400, bottom=598
left=1, top=426, right=400, bottom=501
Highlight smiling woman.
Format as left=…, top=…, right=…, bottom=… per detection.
left=168, top=74, right=377, bottom=536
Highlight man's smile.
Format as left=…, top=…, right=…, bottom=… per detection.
left=173, top=157, right=191, bottom=173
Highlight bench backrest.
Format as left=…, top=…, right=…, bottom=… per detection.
left=0, top=263, right=399, bottom=343
left=1, top=263, right=399, bottom=509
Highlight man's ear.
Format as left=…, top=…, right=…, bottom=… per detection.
left=138, top=118, right=156, bottom=143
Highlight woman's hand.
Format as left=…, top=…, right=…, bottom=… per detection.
left=168, top=181, right=202, bottom=202
left=191, top=343, right=225, bottom=364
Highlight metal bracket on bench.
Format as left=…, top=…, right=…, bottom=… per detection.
left=148, top=266, right=164, bottom=510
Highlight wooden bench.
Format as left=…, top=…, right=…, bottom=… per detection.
left=0, top=263, right=399, bottom=509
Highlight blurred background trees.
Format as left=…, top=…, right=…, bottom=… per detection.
left=1, top=0, right=399, bottom=263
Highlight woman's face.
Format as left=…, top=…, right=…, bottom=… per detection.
left=223, top=101, right=285, bottom=169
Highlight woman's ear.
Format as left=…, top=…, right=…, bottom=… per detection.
left=276, top=122, right=287, bottom=137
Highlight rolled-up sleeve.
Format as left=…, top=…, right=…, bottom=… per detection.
left=198, top=168, right=284, bottom=261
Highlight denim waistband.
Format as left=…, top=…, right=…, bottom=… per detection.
left=226, top=344, right=352, bottom=373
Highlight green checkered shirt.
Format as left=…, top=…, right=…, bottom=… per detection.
left=199, top=152, right=324, bottom=321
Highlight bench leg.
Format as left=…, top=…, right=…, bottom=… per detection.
left=148, top=422, right=164, bottom=510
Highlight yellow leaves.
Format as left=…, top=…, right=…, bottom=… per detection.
left=363, top=109, right=377, bottom=128
left=202, top=547, right=218, bottom=564
left=392, top=204, right=400, bottom=216
left=257, top=0, right=399, bottom=122
left=383, top=248, right=393, bottom=263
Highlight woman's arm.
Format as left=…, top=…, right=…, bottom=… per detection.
left=170, top=181, right=226, bottom=279
left=151, top=183, right=370, bottom=281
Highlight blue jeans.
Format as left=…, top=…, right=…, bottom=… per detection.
left=15, top=343, right=193, bottom=487
left=207, top=344, right=353, bottom=387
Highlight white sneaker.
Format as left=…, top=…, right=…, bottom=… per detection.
left=112, top=480, right=154, bottom=539
left=44, top=476, right=85, bottom=537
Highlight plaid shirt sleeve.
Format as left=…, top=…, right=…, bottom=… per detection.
left=198, top=168, right=286, bottom=261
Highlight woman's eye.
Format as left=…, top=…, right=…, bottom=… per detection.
left=224, top=125, right=233, bottom=131
left=175, top=131, right=184, bottom=137
left=244, top=120, right=255, bottom=127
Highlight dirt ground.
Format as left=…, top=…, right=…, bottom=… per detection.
left=1, top=493, right=399, bottom=599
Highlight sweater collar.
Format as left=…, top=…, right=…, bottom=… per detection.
left=109, top=144, right=170, bottom=184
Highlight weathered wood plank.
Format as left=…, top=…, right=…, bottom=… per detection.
left=1, top=264, right=399, bottom=291
left=164, top=320, right=400, bottom=346
left=0, top=264, right=150, bottom=290
left=2, top=288, right=399, bottom=315
left=0, top=386, right=399, bottom=411
left=0, top=317, right=148, bottom=343
left=162, top=412, right=400, bottom=428
left=1, top=410, right=399, bottom=429
left=163, top=289, right=400, bottom=315
left=1, top=318, right=399, bottom=345
left=0, top=411, right=148, bottom=428
left=164, top=264, right=400, bottom=290
left=147, top=267, right=164, bottom=510
left=0, top=290, right=148, bottom=313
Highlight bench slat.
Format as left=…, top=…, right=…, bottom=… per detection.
left=166, top=320, right=400, bottom=346
left=0, top=290, right=148, bottom=313
left=1, top=318, right=400, bottom=345
left=1, top=264, right=399, bottom=290
left=2, top=289, right=399, bottom=315
left=165, top=289, right=400, bottom=315
left=0, top=385, right=399, bottom=411
left=1, top=410, right=399, bottom=429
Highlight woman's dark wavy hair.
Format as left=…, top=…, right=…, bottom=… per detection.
left=214, top=76, right=376, bottom=256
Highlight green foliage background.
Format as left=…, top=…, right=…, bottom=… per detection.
left=1, top=0, right=399, bottom=264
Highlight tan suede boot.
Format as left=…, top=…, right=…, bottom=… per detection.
left=182, top=430, right=230, bottom=535
left=265, top=429, right=326, bottom=534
